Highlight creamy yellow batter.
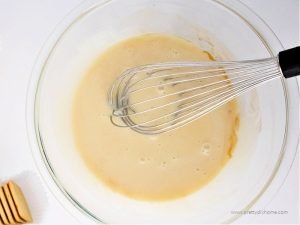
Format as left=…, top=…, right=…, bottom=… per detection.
left=72, top=34, right=239, bottom=201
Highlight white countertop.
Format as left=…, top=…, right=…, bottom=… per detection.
left=0, top=0, right=299, bottom=224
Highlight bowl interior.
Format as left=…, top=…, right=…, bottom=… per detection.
left=34, top=0, right=289, bottom=223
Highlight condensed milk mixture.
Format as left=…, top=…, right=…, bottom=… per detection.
left=72, top=34, right=239, bottom=201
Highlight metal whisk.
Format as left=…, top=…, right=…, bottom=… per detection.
left=108, top=47, right=299, bottom=135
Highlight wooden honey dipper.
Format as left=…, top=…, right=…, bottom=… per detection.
left=0, top=181, right=32, bottom=225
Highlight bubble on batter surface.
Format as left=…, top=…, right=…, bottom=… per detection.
left=201, top=142, right=212, bottom=156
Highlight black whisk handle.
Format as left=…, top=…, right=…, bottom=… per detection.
left=278, top=46, right=300, bottom=78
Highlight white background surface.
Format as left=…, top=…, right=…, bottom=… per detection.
left=0, top=0, right=299, bottom=224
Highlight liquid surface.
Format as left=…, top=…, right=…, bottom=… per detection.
left=73, top=34, right=239, bottom=201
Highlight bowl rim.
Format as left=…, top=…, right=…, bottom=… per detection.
left=26, top=0, right=300, bottom=223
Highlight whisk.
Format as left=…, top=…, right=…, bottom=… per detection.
left=108, top=47, right=300, bottom=135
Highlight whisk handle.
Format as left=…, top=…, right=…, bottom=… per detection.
left=278, top=46, right=300, bottom=78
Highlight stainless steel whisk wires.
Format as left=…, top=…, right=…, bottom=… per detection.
left=108, top=47, right=300, bottom=135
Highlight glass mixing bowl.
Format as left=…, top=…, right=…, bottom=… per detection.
left=26, top=0, right=299, bottom=223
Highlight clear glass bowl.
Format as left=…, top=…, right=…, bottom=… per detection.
left=26, top=0, right=299, bottom=223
